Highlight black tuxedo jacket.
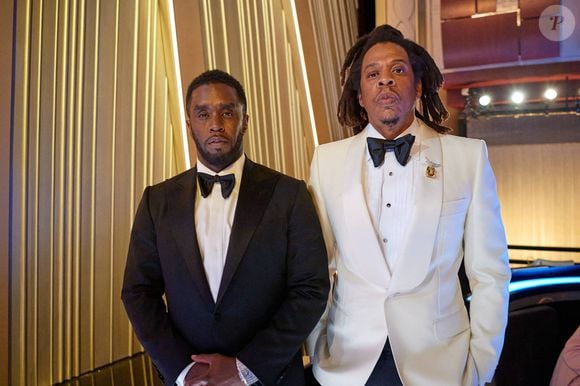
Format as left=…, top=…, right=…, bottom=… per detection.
left=121, top=159, right=329, bottom=385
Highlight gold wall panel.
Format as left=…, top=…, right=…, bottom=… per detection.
left=197, top=0, right=358, bottom=180
left=0, top=0, right=15, bottom=384
left=10, top=0, right=188, bottom=384
left=489, top=143, right=580, bottom=263
left=293, top=0, right=359, bottom=143
left=173, top=0, right=207, bottom=162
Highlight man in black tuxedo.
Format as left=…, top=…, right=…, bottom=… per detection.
left=121, top=69, right=329, bottom=386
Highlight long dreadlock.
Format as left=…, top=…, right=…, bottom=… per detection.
left=338, top=24, right=450, bottom=134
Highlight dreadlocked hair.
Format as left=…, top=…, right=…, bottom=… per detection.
left=337, top=24, right=450, bottom=134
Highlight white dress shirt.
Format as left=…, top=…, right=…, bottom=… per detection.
left=364, top=119, right=420, bottom=273
left=195, top=155, right=244, bottom=301
left=176, top=154, right=258, bottom=386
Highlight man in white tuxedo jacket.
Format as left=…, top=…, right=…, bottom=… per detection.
left=307, top=24, right=511, bottom=386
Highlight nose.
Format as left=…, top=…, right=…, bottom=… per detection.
left=378, top=77, right=395, bottom=87
left=209, top=114, right=224, bottom=132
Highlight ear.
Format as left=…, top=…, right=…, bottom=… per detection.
left=415, top=81, right=422, bottom=99
left=358, top=92, right=364, bottom=108
left=242, top=113, right=249, bottom=134
left=185, top=115, right=192, bottom=135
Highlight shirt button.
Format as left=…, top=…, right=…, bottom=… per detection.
left=388, top=172, right=393, bottom=176
left=382, top=238, right=388, bottom=243
left=386, top=203, right=391, bottom=208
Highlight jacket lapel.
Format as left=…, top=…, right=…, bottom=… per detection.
left=340, top=133, right=390, bottom=288
left=389, top=122, right=443, bottom=295
left=215, top=159, right=279, bottom=305
left=167, top=168, right=215, bottom=307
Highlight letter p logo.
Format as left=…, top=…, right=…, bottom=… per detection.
left=539, top=5, right=575, bottom=41
left=551, top=15, right=564, bottom=31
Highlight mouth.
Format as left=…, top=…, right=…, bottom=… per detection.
left=376, top=92, right=399, bottom=107
left=207, top=136, right=229, bottom=145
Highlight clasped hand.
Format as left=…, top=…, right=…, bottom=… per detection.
left=184, top=353, right=245, bottom=386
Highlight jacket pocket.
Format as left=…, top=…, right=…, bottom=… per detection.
left=434, top=308, right=470, bottom=340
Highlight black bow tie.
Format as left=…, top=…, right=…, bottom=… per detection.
left=197, top=172, right=235, bottom=198
left=367, top=134, right=415, bottom=167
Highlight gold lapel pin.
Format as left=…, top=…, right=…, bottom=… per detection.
left=424, top=157, right=440, bottom=179
left=426, top=165, right=436, bottom=178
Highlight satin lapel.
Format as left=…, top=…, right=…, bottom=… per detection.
left=167, top=168, right=214, bottom=307
left=340, top=134, right=389, bottom=288
left=389, top=123, right=443, bottom=295
left=215, top=160, right=278, bottom=305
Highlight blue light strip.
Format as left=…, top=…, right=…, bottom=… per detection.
left=509, top=277, right=580, bottom=294
left=466, top=276, right=580, bottom=302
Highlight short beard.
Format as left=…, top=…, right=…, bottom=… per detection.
left=195, top=131, right=245, bottom=172
left=380, top=117, right=400, bottom=127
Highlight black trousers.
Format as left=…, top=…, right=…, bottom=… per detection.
left=305, top=339, right=402, bottom=386
left=365, top=338, right=403, bottom=386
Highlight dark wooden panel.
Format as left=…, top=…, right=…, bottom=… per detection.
left=441, top=0, right=476, bottom=19
left=476, top=0, right=496, bottom=13
left=466, top=114, right=580, bottom=145
left=442, top=13, right=519, bottom=68
left=443, top=62, right=580, bottom=89
left=520, top=0, right=560, bottom=19
left=521, top=18, right=560, bottom=60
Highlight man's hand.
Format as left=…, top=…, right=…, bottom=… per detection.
left=183, top=361, right=210, bottom=385
left=184, top=353, right=244, bottom=386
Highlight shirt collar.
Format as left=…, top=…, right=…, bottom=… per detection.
left=197, top=154, right=245, bottom=192
left=364, top=117, right=420, bottom=140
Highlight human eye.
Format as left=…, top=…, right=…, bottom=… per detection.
left=391, top=64, right=407, bottom=74
left=196, top=110, right=209, bottom=119
left=366, top=71, right=379, bottom=79
left=222, top=110, right=234, bottom=118
left=392, top=65, right=405, bottom=74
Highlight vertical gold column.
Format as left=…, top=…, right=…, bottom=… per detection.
left=173, top=0, right=207, bottom=163
left=11, top=0, right=32, bottom=382
left=196, top=0, right=358, bottom=180
left=10, top=0, right=187, bottom=384
left=0, top=1, right=14, bottom=385
left=289, top=0, right=359, bottom=143
left=199, top=0, right=309, bottom=178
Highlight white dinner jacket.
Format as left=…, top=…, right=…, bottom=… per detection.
left=307, top=120, right=511, bottom=386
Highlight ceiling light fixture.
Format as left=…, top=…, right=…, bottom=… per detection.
left=511, top=91, right=525, bottom=104
left=478, top=94, right=492, bottom=106
left=544, top=88, right=558, bottom=101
